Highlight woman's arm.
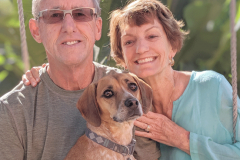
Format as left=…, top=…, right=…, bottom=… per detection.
left=135, top=75, right=240, bottom=159
left=189, top=75, right=240, bottom=159
left=22, top=63, right=47, bottom=86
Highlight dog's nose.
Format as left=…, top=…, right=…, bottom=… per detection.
left=125, top=98, right=139, bottom=108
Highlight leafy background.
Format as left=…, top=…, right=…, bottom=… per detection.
left=0, top=0, right=240, bottom=96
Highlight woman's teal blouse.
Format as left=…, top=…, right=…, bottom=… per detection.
left=159, top=71, right=240, bottom=160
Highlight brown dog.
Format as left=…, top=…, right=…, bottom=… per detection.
left=64, top=73, right=152, bottom=160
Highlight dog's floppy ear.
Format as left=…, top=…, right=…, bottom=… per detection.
left=77, top=83, right=101, bottom=127
left=130, top=73, right=153, bottom=114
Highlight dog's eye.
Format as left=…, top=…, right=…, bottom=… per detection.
left=103, top=90, right=114, bottom=98
left=128, top=83, right=138, bottom=91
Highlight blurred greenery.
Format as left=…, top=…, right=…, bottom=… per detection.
left=0, top=0, right=240, bottom=96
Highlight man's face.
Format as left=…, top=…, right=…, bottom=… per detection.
left=34, top=0, right=102, bottom=66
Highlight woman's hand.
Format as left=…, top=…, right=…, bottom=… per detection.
left=134, top=111, right=190, bottom=154
left=22, top=63, right=47, bottom=87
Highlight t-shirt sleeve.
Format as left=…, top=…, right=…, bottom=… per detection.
left=0, top=100, right=24, bottom=159
left=133, top=126, right=161, bottom=160
left=189, top=75, right=240, bottom=160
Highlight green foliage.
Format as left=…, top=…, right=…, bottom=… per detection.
left=0, top=70, right=8, bottom=82
left=0, top=0, right=240, bottom=96
left=175, top=0, right=240, bottom=93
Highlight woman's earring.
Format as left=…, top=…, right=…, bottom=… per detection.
left=169, top=58, right=175, bottom=66
left=123, top=66, right=129, bottom=72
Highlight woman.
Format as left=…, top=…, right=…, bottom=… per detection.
left=108, top=0, right=240, bottom=159
left=23, top=0, right=240, bottom=159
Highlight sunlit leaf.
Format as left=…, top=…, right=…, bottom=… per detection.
left=235, top=2, right=240, bottom=31
left=167, top=0, right=173, bottom=8
left=0, top=55, right=5, bottom=65
left=4, top=41, right=15, bottom=56
left=0, top=70, right=9, bottom=82
left=6, top=18, right=20, bottom=28
left=4, top=64, right=13, bottom=71
left=236, top=2, right=240, bottom=21
left=16, top=61, right=24, bottom=71
left=4, top=41, right=24, bottom=71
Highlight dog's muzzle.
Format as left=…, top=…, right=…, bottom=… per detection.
left=113, top=98, right=143, bottom=122
left=124, top=98, right=139, bottom=108
left=125, top=98, right=143, bottom=119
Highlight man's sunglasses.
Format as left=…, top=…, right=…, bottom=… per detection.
left=36, top=7, right=97, bottom=24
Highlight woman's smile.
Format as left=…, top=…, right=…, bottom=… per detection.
left=135, top=56, right=158, bottom=64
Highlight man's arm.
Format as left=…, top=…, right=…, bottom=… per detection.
left=0, top=100, right=24, bottom=159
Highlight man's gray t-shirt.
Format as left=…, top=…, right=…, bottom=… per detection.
left=0, top=62, right=160, bottom=160
left=0, top=62, right=121, bottom=160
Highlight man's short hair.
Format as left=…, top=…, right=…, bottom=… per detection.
left=32, top=0, right=101, bottom=19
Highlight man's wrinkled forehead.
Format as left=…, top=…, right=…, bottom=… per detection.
left=39, top=0, right=94, bottom=10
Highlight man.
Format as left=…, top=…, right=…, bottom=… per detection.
left=0, top=0, right=162, bottom=159
left=0, top=0, right=121, bottom=159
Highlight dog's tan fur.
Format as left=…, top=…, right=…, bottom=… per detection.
left=64, top=73, right=152, bottom=160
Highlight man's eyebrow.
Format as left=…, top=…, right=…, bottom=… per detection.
left=52, top=6, right=83, bottom=10
left=73, top=6, right=82, bottom=9
left=52, top=6, right=60, bottom=9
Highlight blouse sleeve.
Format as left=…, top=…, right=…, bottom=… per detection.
left=189, top=75, right=240, bottom=160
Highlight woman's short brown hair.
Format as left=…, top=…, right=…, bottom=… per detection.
left=109, top=0, right=188, bottom=67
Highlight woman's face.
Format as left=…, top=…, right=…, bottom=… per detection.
left=121, top=19, right=176, bottom=79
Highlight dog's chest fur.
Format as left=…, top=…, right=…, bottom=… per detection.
left=65, top=135, right=136, bottom=160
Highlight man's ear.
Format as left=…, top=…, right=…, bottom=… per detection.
left=29, top=18, right=42, bottom=43
left=95, top=17, right=102, bottom=41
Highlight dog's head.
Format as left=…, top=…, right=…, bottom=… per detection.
left=77, top=73, right=152, bottom=127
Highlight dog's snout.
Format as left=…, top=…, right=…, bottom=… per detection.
left=125, top=99, right=139, bottom=108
